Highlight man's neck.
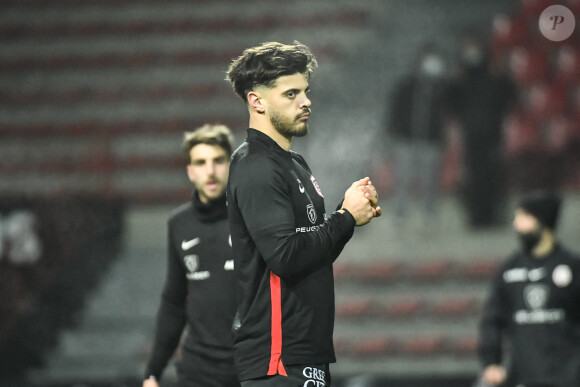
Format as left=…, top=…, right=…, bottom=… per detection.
left=532, top=231, right=555, bottom=258
left=249, top=116, right=292, bottom=151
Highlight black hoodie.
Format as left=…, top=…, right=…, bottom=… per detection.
left=478, top=244, right=580, bottom=386
left=145, top=192, right=236, bottom=380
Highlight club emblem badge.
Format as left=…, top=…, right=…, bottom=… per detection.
left=184, top=254, right=199, bottom=273
left=523, top=284, right=549, bottom=310
left=310, top=175, right=324, bottom=198
left=307, top=204, right=317, bottom=224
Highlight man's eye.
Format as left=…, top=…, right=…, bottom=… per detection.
left=287, top=91, right=296, bottom=98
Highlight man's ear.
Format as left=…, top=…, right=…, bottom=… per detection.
left=247, top=91, right=265, bottom=113
left=186, top=164, right=195, bottom=183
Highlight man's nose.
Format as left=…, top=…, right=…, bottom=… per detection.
left=206, top=161, right=216, bottom=175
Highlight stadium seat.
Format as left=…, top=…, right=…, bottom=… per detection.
left=430, top=298, right=481, bottom=317
left=544, top=115, right=577, bottom=152
left=448, top=336, right=478, bottom=356
left=401, top=337, right=445, bottom=356
left=405, top=261, right=451, bottom=281
left=334, top=337, right=394, bottom=357
left=336, top=300, right=374, bottom=319
left=524, top=81, right=568, bottom=119
left=520, top=0, right=557, bottom=19
left=508, top=46, right=549, bottom=85
left=458, top=260, right=501, bottom=279
left=491, top=13, right=528, bottom=57
left=503, top=111, right=540, bottom=155
left=554, top=46, right=580, bottom=83
left=381, top=299, right=422, bottom=319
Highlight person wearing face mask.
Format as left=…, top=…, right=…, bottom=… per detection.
left=387, top=44, right=450, bottom=227
left=477, top=191, right=580, bottom=387
left=450, top=34, right=516, bottom=229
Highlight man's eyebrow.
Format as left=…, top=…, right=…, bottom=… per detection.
left=283, top=88, right=300, bottom=94
left=283, top=86, right=309, bottom=94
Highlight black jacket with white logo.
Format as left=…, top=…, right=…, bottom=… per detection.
left=227, top=129, right=356, bottom=381
left=145, top=192, right=236, bottom=380
left=478, top=244, right=580, bottom=387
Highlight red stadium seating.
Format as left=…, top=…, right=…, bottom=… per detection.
left=508, top=46, right=549, bottom=85
left=554, top=46, right=580, bottom=83
left=525, top=81, right=568, bottom=119
left=503, top=111, right=540, bottom=155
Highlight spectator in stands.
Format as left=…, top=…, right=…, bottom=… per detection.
left=450, top=34, right=516, bottom=229
left=225, top=41, right=380, bottom=386
left=387, top=43, right=450, bottom=228
left=143, top=124, right=240, bottom=387
left=478, top=191, right=580, bottom=387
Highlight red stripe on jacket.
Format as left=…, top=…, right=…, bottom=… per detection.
left=267, top=272, right=287, bottom=376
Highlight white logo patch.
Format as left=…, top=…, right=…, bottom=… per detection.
left=504, top=268, right=527, bottom=283
left=224, top=259, right=234, bottom=271
left=184, top=254, right=199, bottom=273
left=297, top=178, right=305, bottom=194
left=307, top=204, right=317, bottom=224
left=181, top=237, right=200, bottom=250
left=524, top=284, right=549, bottom=310
left=528, top=267, right=546, bottom=282
left=552, top=264, right=572, bottom=288
left=310, top=175, right=324, bottom=198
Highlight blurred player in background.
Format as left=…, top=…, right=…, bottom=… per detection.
left=478, top=191, right=580, bottom=387
left=143, top=124, right=240, bottom=387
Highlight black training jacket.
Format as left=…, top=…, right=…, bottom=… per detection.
left=227, top=129, right=356, bottom=381
left=145, top=193, right=237, bottom=380
left=478, top=244, right=580, bottom=387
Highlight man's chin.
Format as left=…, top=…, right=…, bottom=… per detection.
left=293, top=124, right=308, bottom=137
left=200, top=190, right=225, bottom=203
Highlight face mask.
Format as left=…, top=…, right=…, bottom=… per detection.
left=462, top=46, right=483, bottom=66
left=421, top=56, right=445, bottom=77
left=517, top=230, right=542, bottom=255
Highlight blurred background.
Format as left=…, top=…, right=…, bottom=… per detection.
left=1, top=0, right=579, bottom=386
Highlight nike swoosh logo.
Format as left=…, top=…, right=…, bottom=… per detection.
left=297, top=179, right=305, bottom=193
left=528, top=268, right=546, bottom=281
left=181, top=237, right=200, bottom=251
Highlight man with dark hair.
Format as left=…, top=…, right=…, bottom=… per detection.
left=143, top=124, right=240, bottom=387
left=225, top=41, right=380, bottom=386
left=478, top=191, right=580, bottom=387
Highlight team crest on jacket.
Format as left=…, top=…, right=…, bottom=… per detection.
left=184, top=254, right=199, bottom=273
left=552, top=264, right=572, bottom=288
left=310, top=175, right=324, bottom=197
left=307, top=204, right=317, bottom=224
left=524, top=284, right=549, bottom=310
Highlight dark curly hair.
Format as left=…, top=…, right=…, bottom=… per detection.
left=225, top=41, right=318, bottom=102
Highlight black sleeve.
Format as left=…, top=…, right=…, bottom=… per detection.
left=233, top=155, right=355, bottom=279
left=478, top=264, right=508, bottom=367
left=145, top=225, right=187, bottom=380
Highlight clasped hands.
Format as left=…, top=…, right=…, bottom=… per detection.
left=341, top=177, right=381, bottom=226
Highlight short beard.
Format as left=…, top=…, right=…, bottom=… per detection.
left=270, top=108, right=308, bottom=139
